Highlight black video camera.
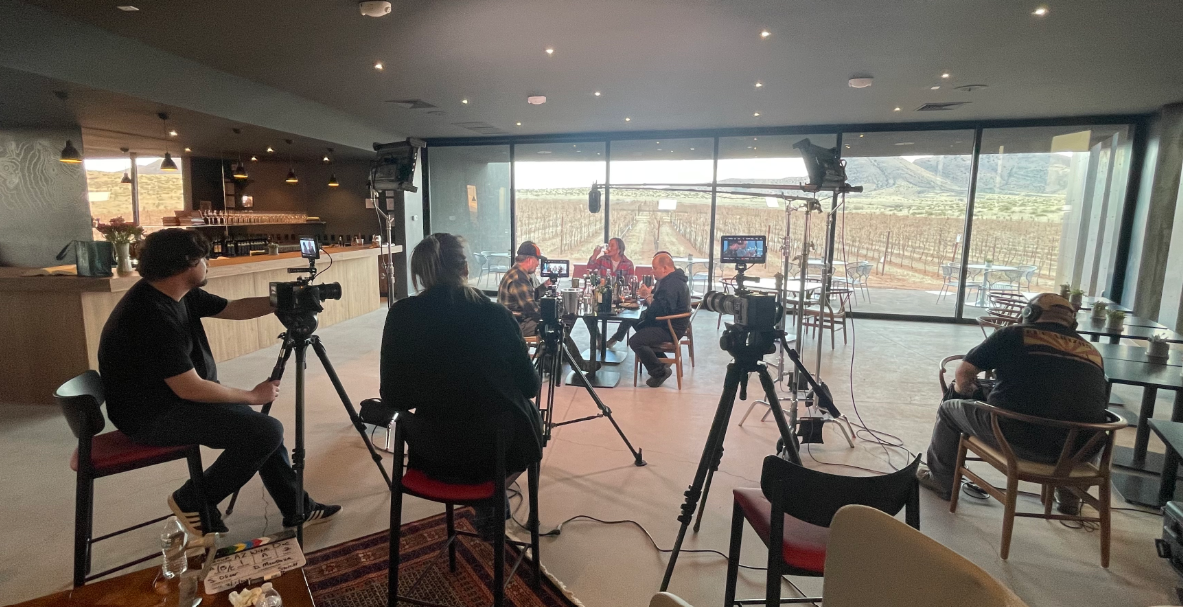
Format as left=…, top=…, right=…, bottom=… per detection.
left=269, top=238, right=343, bottom=335
left=700, top=291, right=781, bottom=332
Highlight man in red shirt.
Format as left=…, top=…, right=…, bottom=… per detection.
left=585, top=238, right=636, bottom=349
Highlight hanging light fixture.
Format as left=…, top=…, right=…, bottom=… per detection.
left=120, top=172, right=133, bottom=184
left=157, top=113, right=178, bottom=171
left=325, top=148, right=338, bottom=187
left=231, top=128, right=249, bottom=179
left=327, top=174, right=339, bottom=187
left=60, top=140, right=83, bottom=164
left=285, top=139, right=298, bottom=184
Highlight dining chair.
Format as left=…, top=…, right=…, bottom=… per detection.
left=949, top=402, right=1125, bottom=567
left=633, top=312, right=693, bottom=389
left=802, top=290, right=849, bottom=348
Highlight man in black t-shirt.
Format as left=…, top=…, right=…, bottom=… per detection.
left=98, top=229, right=339, bottom=535
left=918, top=293, right=1108, bottom=511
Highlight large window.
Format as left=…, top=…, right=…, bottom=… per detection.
left=513, top=142, right=606, bottom=263
left=85, top=156, right=185, bottom=238
left=426, top=145, right=511, bottom=289
left=972, top=126, right=1131, bottom=300
left=840, top=130, right=975, bottom=315
left=609, top=138, right=714, bottom=292
left=84, top=158, right=134, bottom=239
left=135, top=157, right=186, bottom=229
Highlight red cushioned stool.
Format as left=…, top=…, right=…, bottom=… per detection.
left=56, top=371, right=212, bottom=587
left=723, top=455, right=920, bottom=607
left=388, top=410, right=541, bottom=607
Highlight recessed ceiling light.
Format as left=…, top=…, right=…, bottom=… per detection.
left=690, top=147, right=695, bottom=151
left=625, top=117, right=631, bottom=122
left=760, top=30, right=771, bottom=39
left=930, top=85, right=940, bottom=90
left=168, top=129, right=178, bottom=137
left=1033, top=6, right=1048, bottom=15
left=894, top=142, right=915, bottom=146
left=374, top=61, right=384, bottom=71
left=594, top=91, right=601, bottom=96
left=657, top=148, right=663, bottom=151
left=859, top=133, right=864, bottom=137
left=545, top=48, right=554, bottom=56
left=266, top=146, right=274, bottom=153
left=941, top=72, right=950, bottom=79
left=754, top=81, right=763, bottom=88
left=844, top=144, right=851, bottom=149
left=753, top=137, right=758, bottom=141
left=516, top=122, right=522, bottom=126
left=117, top=5, right=139, bottom=11
left=251, top=155, right=258, bottom=161
left=656, top=141, right=660, bottom=144
left=893, top=107, right=902, bottom=112
left=753, top=112, right=760, bottom=117
left=461, top=98, right=468, bottom=104
left=184, top=147, right=191, bottom=152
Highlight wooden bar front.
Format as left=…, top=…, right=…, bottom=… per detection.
left=0, top=246, right=384, bottom=405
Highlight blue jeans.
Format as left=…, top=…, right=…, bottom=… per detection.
left=131, top=402, right=312, bottom=520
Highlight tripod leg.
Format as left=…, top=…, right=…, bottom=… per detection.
left=226, top=339, right=294, bottom=517
left=691, top=442, right=725, bottom=533
left=294, top=342, right=307, bottom=545
left=561, top=340, right=646, bottom=467
left=755, top=365, right=801, bottom=466
left=660, top=362, right=743, bottom=592
left=309, top=338, right=394, bottom=489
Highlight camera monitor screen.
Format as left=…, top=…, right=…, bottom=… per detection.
left=719, top=236, right=767, bottom=264
left=542, top=259, right=570, bottom=278
left=300, top=237, right=320, bottom=260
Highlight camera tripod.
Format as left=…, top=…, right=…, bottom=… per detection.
left=225, top=326, right=393, bottom=545
left=660, top=327, right=838, bottom=591
left=534, top=317, right=646, bottom=467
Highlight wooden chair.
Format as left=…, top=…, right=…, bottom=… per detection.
left=802, top=291, right=849, bottom=348
left=633, top=312, right=693, bottom=389
left=949, top=401, right=1126, bottom=567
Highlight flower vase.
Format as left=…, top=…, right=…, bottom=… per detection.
left=115, top=242, right=134, bottom=277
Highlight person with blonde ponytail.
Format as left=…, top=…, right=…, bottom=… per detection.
left=380, top=234, right=542, bottom=529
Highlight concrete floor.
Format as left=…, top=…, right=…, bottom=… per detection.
left=0, top=309, right=1176, bottom=606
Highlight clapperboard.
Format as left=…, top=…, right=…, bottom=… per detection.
left=203, top=530, right=306, bottom=594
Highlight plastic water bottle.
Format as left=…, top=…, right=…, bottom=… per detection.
left=257, top=582, right=283, bottom=607
left=160, top=516, right=189, bottom=579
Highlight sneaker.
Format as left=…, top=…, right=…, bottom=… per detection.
left=606, top=338, right=622, bottom=351
left=646, top=366, right=673, bottom=388
left=915, top=465, right=951, bottom=501
left=168, top=491, right=229, bottom=536
left=283, top=502, right=341, bottom=528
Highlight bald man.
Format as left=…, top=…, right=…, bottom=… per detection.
left=629, top=252, right=691, bottom=387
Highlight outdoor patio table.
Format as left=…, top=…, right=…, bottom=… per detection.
left=965, top=264, right=1018, bottom=307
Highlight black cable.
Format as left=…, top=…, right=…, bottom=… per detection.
left=316, top=246, right=334, bottom=280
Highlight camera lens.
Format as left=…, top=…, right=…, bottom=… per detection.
left=317, top=282, right=343, bottom=301
left=701, top=291, right=740, bottom=316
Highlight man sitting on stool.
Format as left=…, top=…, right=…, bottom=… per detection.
left=629, top=252, right=691, bottom=387
left=498, top=241, right=593, bottom=372
left=584, top=237, right=636, bottom=350
left=917, top=293, right=1107, bottom=514
left=98, top=229, right=340, bottom=536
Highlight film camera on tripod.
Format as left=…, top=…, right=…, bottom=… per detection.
left=269, top=237, right=343, bottom=337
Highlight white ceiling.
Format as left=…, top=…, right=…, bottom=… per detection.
left=14, top=0, right=1183, bottom=139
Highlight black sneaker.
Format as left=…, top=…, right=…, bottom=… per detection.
left=914, top=465, right=951, bottom=501
left=646, top=366, right=673, bottom=388
left=168, top=491, right=229, bottom=536
left=283, top=502, right=341, bottom=528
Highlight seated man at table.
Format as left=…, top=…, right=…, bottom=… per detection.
left=918, top=293, right=1108, bottom=513
left=584, top=237, right=637, bottom=350
left=629, top=252, right=691, bottom=387
left=498, top=241, right=594, bottom=372
left=98, top=229, right=339, bottom=536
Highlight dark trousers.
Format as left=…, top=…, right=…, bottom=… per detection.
left=132, top=402, right=311, bottom=519
left=630, top=326, right=677, bottom=376
left=583, top=318, right=634, bottom=345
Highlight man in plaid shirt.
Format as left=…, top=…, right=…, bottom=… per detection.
left=584, top=238, right=637, bottom=349
left=499, top=241, right=593, bottom=372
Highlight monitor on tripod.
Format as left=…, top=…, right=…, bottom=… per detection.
left=719, top=235, right=766, bottom=265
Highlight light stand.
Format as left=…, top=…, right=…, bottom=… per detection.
left=373, top=202, right=399, bottom=306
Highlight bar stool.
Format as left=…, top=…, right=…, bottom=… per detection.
left=56, top=370, right=212, bottom=586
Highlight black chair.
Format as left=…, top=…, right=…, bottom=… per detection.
left=56, top=370, right=211, bottom=587
left=388, top=410, right=541, bottom=607
left=724, top=455, right=920, bottom=607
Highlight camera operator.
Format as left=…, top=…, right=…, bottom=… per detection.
left=629, top=252, right=691, bottom=387
left=381, top=233, right=542, bottom=534
left=584, top=237, right=637, bottom=351
left=97, top=229, right=339, bottom=536
left=498, top=241, right=595, bottom=372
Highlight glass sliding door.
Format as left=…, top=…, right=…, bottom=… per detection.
left=715, top=134, right=837, bottom=290
left=971, top=126, right=1131, bottom=301
left=609, top=138, right=714, bottom=294
left=513, top=142, right=606, bottom=266
left=839, top=130, right=976, bottom=316
left=426, top=145, right=511, bottom=289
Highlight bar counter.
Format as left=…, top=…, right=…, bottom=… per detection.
left=0, top=246, right=385, bottom=405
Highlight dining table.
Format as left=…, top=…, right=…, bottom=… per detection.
left=1093, top=342, right=1183, bottom=367
left=1077, top=318, right=1183, bottom=344
left=1100, top=356, right=1183, bottom=506
left=965, top=264, right=1019, bottom=308
left=569, top=306, right=643, bottom=388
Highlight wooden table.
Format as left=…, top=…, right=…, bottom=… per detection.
left=569, top=307, right=642, bottom=388
left=8, top=566, right=314, bottom=607
left=1103, top=358, right=1183, bottom=507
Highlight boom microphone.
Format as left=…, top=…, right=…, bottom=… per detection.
left=588, top=182, right=602, bottom=213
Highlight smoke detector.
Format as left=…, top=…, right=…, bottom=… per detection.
left=848, top=77, right=874, bottom=89
left=527, top=95, right=547, bottom=105
left=358, top=1, right=391, bottom=17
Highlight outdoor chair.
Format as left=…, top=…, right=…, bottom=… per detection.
left=853, top=261, right=873, bottom=301
left=802, top=290, right=849, bottom=348
left=988, top=268, right=1025, bottom=292
left=389, top=410, right=541, bottom=607
left=723, top=455, right=920, bottom=607
left=950, top=402, right=1125, bottom=567
left=1017, top=265, right=1038, bottom=291
left=936, top=262, right=979, bottom=304
left=56, top=370, right=213, bottom=587
left=634, top=311, right=694, bottom=389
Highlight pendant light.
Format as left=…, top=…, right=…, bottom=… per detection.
left=60, top=140, right=83, bottom=164
left=157, top=113, right=178, bottom=171
left=231, top=129, right=249, bottom=179
left=285, top=139, right=298, bottom=184
left=119, top=148, right=133, bottom=183
left=325, top=147, right=339, bottom=187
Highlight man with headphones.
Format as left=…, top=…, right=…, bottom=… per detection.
left=918, top=293, right=1108, bottom=513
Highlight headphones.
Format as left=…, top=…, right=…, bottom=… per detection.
left=1020, top=301, right=1042, bottom=324
left=1020, top=294, right=1078, bottom=329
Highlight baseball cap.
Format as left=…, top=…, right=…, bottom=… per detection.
left=517, top=241, right=542, bottom=258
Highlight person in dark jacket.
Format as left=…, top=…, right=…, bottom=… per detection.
left=629, top=252, right=691, bottom=387
left=380, top=233, right=542, bottom=486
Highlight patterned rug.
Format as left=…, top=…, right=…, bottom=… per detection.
left=304, top=508, right=581, bottom=607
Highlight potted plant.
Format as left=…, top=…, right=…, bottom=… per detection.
left=1070, top=288, right=1084, bottom=308
left=1059, top=283, right=1071, bottom=298
left=94, top=217, right=144, bottom=277
left=1148, top=334, right=1171, bottom=359
left=1106, top=309, right=1126, bottom=330
left=1090, top=301, right=1108, bottom=320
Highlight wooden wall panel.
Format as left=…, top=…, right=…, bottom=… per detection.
left=0, top=291, right=90, bottom=405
